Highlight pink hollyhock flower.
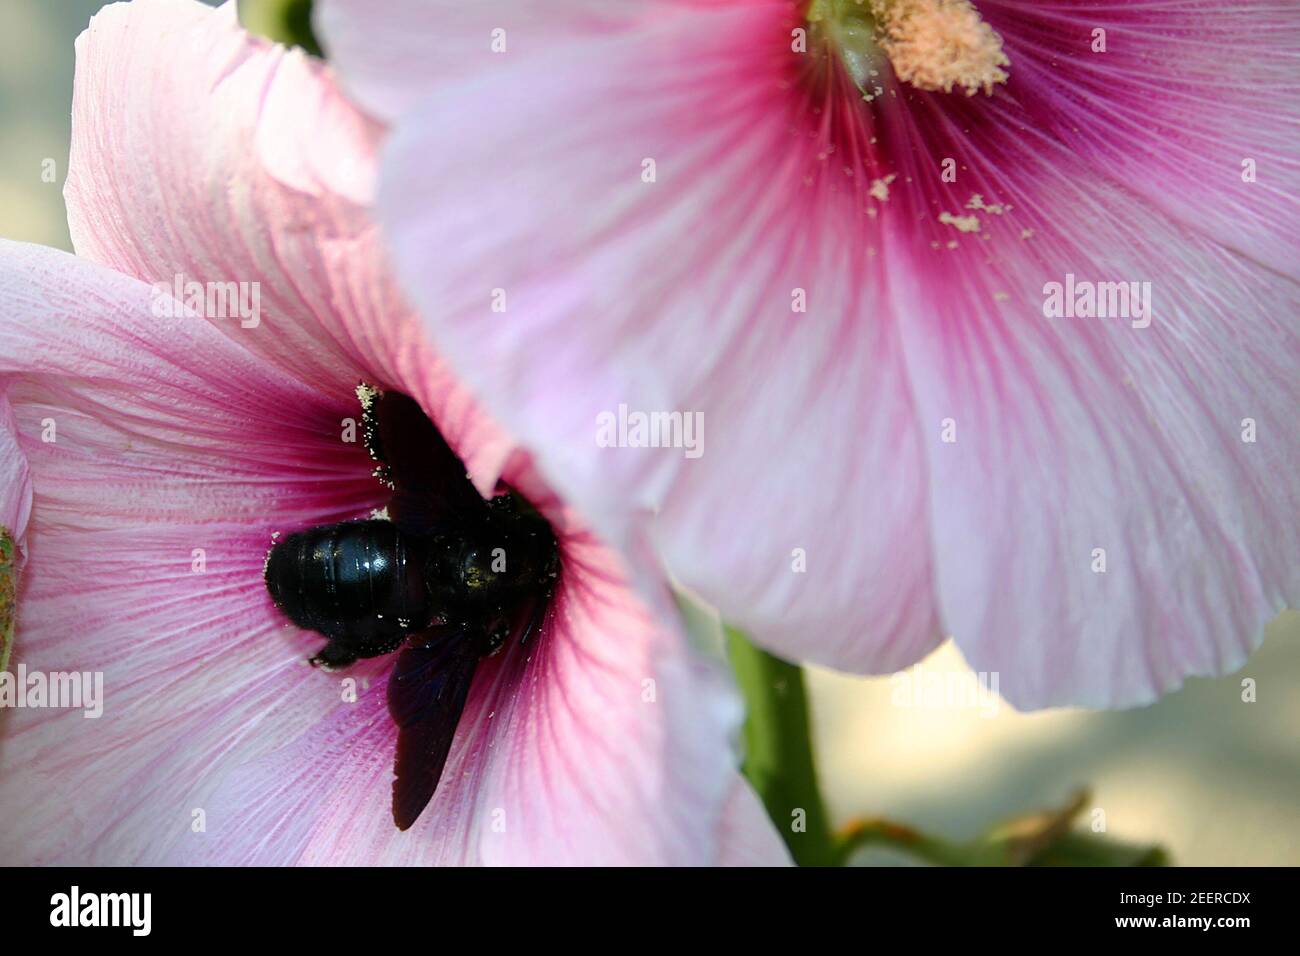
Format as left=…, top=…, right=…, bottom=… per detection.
left=317, top=0, right=1300, bottom=708
left=0, top=0, right=787, bottom=866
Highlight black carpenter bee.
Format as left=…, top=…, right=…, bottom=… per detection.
left=264, top=387, right=559, bottom=830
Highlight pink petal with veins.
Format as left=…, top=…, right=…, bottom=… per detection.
left=320, top=0, right=1300, bottom=706
left=0, top=0, right=775, bottom=865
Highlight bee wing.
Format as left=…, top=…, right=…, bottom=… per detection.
left=363, top=388, right=489, bottom=533
left=387, top=636, right=480, bottom=831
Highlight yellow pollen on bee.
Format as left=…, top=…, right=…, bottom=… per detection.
left=355, top=382, right=381, bottom=411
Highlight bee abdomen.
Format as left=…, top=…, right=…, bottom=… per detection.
left=265, top=520, right=433, bottom=652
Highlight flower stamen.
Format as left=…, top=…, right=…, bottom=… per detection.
left=809, top=0, right=1010, bottom=97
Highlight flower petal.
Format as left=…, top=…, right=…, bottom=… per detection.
left=314, top=0, right=656, bottom=121
left=718, top=778, right=793, bottom=866
left=353, top=0, right=1299, bottom=706
left=371, top=3, right=945, bottom=675
left=0, top=239, right=764, bottom=863
left=890, top=171, right=1300, bottom=709
left=179, top=526, right=759, bottom=865
left=64, top=0, right=513, bottom=491
left=0, top=239, right=383, bottom=862
left=866, top=7, right=1300, bottom=705
left=978, top=0, right=1300, bottom=280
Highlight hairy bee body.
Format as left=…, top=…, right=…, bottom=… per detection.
left=265, top=520, right=433, bottom=661
left=262, top=388, right=560, bottom=829
left=265, top=498, right=557, bottom=668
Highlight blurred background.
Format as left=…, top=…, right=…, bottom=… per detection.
left=2, top=0, right=1296, bottom=865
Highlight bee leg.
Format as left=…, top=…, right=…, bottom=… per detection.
left=309, top=639, right=357, bottom=670
left=481, top=617, right=512, bottom=657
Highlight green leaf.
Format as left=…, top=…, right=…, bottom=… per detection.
left=1026, top=831, right=1169, bottom=867
left=839, top=789, right=1171, bottom=866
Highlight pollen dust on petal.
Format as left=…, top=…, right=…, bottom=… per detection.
left=869, top=0, right=1010, bottom=96
left=966, top=193, right=1007, bottom=215
left=938, top=211, right=981, bottom=233
left=869, top=173, right=898, bottom=202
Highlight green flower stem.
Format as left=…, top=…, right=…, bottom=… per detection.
left=726, top=629, right=840, bottom=866
left=837, top=818, right=973, bottom=866
left=727, top=630, right=1170, bottom=867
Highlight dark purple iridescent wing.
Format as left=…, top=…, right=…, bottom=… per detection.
left=387, top=636, right=480, bottom=831
left=362, top=387, right=488, bottom=533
